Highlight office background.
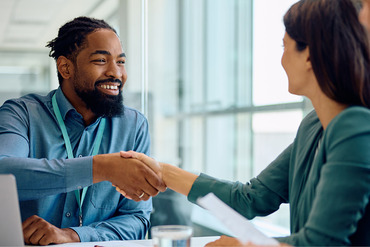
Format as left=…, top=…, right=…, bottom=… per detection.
left=0, top=0, right=313, bottom=237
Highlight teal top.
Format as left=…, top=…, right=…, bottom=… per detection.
left=188, top=107, right=370, bottom=246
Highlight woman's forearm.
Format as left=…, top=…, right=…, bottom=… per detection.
left=160, top=162, right=198, bottom=196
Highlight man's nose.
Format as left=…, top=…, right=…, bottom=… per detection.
left=106, top=62, right=123, bottom=78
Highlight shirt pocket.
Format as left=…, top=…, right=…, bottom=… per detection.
left=89, top=181, right=119, bottom=210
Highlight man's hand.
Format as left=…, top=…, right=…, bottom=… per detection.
left=93, top=152, right=166, bottom=201
left=22, top=215, right=80, bottom=245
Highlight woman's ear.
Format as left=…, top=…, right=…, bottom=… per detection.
left=304, top=48, right=312, bottom=71
left=57, top=56, right=74, bottom=80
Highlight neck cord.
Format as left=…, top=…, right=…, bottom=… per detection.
left=52, top=93, right=106, bottom=226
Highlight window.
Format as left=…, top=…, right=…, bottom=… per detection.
left=0, top=0, right=314, bottom=238
left=141, top=0, right=313, bottom=236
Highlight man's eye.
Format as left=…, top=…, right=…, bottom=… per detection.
left=117, top=60, right=126, bottom=65
left=93, top=59, right=106, bottom=63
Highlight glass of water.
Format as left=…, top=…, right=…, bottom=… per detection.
left=151, top=225, right=193, bottom=247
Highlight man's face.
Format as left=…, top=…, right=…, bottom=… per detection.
left=72, top=29, right=127, bottom=117
left=359, top=0, right=370, bottom=31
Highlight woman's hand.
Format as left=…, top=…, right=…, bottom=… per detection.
left=205, top=236, right=245, bottom=246
left=205, top=235, right=290, bottom=247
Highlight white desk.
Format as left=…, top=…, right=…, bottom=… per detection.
left=34, top=236, right=220, bottom=247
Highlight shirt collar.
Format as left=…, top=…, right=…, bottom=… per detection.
left=53, top=87, right=104, bottom=126
left=54, top=87, right=78, bottom=121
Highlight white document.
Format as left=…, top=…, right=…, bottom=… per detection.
left=197, top=193, right=279, bottom=246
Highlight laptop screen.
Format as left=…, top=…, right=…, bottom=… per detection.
left=0, top=174, right=24, bottom=246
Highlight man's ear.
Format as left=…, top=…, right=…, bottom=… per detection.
left=57, top=56, right=74, bottom=80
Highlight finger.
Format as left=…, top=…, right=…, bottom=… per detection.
left=120, top=150, right=134, bottom=158
left=139, top=192, right=151, bottom=201
left=22, top=215, right=42, bottom=243
left=29, top=229, right=46, bottom=246
left=22, top=215, right=40, bottom=230
left=38, top=233, right=55, bottom=246
left=138, top=191, right=145, bottom=199
left=112, top=184, right=135, bottom=199
left=130, top=191, right=151, bottom=202
left=25, top=223, right=48, bottom=245
left=128, top=152, right=162, bottom=173
left=128, top=160, right=166, bottom=194
left=144, top=169, right=167, bottom=193
left=121, top=151, right=161, bottom=173
left=111, top=157, right=166, bottom=198
left=141, top=167, right=167, bottom=195
left=116, top=186, right=133, bottom=199
left=114, top=186, right=126, bottom=195
left=115, top=186, right=130, bottom=198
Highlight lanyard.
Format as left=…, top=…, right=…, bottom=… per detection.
left=52, top=93, right=106, bottom=226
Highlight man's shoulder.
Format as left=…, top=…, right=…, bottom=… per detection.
left=1, top=91, right=53, bottom=109
left=112, top=105, right=148, bottom=125
left=121, top=106, right=147, bottom=119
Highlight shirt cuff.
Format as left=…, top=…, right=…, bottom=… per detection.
left=70, top=226, right=99, bottom=242
left=187, top=173, right=217, bottom=204
left=65, top=156, right=93, bottom=191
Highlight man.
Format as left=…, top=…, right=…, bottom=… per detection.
left=0, top=16, right=165, bottom=245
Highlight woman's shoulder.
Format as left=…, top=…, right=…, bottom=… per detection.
left=297, top=109, right=322, bottom=134
left=329, top=106, right=370, bottom=129
left=337, top=105, right=370, bottom=117
left=326, top=106, right=370, bottom=139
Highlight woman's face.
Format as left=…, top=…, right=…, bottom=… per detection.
left=359, top=0, right=370, bottom=31
left=281, top=32, right=312, bottom=96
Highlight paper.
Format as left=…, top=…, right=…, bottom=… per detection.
left=197, top=193, right=279, bottom=246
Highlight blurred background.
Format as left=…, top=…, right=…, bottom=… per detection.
left=0, top=0, right=313, bottom=238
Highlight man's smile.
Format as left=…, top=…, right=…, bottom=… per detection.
left=97, top=82, right=121, bottom=95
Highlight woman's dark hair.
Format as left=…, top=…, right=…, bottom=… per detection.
left=46, top=16, right=117, bottom=84
left=284, top=0, right=370, bottom=107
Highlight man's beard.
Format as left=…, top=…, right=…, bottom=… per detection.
left=74, top=79, right=124, bottom=118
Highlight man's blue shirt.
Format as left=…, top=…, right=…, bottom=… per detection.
left=0, top=87, right=152, bottom=241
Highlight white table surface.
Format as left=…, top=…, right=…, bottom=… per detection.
left=31, top=236, right=220, bottom=247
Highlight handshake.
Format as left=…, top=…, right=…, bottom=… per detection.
left=93, top=151, right=198, bottom=201
left=114, top=151, right=166, bottom=201
left=92, top=151, right=191, bottom=201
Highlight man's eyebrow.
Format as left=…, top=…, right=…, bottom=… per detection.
left=90, top=50, right=111, bottom=56
left=90, top=50, right=126, bottom=58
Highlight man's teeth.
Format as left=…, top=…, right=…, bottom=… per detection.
left=100, top=85, right=118, bottom=90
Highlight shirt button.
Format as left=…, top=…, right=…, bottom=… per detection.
left=65, top=212, right=71, bottom=217
left=78, top=155, right=83, bottom=158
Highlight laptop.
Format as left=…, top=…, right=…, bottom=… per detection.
left=0, top=174, right=24, bottom=246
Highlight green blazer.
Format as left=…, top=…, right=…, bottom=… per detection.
left=188, top=107, right=370, bottom=246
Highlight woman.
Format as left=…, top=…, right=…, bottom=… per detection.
left=360, top=0, right=370, bottom=32
left=120, top=0, right=370, bottom=245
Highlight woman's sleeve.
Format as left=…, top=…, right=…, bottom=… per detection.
left=188, top=144, right=292, bottom=219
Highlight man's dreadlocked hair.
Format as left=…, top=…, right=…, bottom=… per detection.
left=46, top=16, right=117, bottom=84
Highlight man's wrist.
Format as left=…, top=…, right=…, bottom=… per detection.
left=64, top=228, right=81, bottom=242
left=92, top=154, right=106, bottom=183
